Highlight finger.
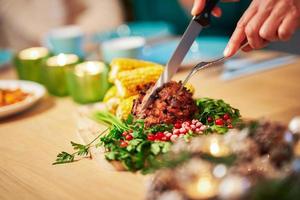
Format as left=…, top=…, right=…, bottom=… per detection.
left=241, top=44, right=252, bottom=52
left=259, top=2, right=288, bottom=41
left=278, top=12, right=299, bottom=41
left=191, top=0, right=206, bottom=16
left=242, top=40, right=269, bottom=52
left=245, top=9, right=271, bottom=49
left=224, top=3, right=258, bottom=57
left=212, top=6, right=222, bottom=17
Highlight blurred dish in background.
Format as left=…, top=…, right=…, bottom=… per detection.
left=44, top=25, right=85, bottom=58
left=93, top=21, right=175, bottom=42
left=101, top=36, right=146, bottom=63
left=0, top=49, right=13, bottom=70
left=0, top=80, right=46, bottom=118
left=140, top=36, right=228, bottom=66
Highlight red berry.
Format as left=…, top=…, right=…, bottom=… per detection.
left=120, top=140, right=128, bottom=148
left=173, top=129, right=180, bottom=135
left=227, top=124, right=233, bottom=129
left=166, top=133, right=172, bottom=140
left=174, top=123, right=182, bottom=129
left=185, top=121, right=191, bottom=126
left=180, top=128, right=187, bottom=134
left=155, top=132, right=165, bottom=140
left=125, top=134, right=133, bottom=140
left=215, top=118, right=224, bottom=126
left=227, top=119, right=232, bottom=124
left=207, top=116, right=213, bottom=123
left=147, top=134, right=155, bottom=141
left=223, top=113, right=230, bottom=120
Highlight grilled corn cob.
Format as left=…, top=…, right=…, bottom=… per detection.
left=103, top=86, right=118, bottom=102
left=106, top=97, right=120, bottom=114
left=116, top=95, right=138, bottom=120
left=109, top=58, right=160, bottom=83
left=184, top=83, right=195, bottom=95
left=115, top=65, right=163, bottom=98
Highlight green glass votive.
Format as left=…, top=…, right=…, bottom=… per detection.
left=45, top=54, right=79, bottom=96
left=67, top=61, right=109, bottom=104
left=14, top=47, right=49, bottom=83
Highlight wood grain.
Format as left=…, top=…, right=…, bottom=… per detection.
left=0, top=51, right=300, bottom=200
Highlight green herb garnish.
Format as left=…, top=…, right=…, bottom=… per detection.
left=196, top=98, right=241, bottom=134
left=53, top=128, right=108, bottom=165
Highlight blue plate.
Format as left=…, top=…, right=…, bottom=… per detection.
left=139, top=36, right=229, bottom=65
left=0, top=49, right=13, bottom=69
left=93, top=21, right=175, bottom=43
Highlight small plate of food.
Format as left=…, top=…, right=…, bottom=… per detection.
left=0, top=80, right=46, bottom=118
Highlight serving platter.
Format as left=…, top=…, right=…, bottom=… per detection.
left=0, top=80, right=46, bottom=118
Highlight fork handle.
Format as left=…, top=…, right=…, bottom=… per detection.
left=193, top=0, right=220, bottom=27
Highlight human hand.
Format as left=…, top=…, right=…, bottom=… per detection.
left=224, top=0, right=300, bottom=57
left=191, top=0, right=239, bottom=17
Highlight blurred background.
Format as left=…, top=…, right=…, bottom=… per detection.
left=0, top=0, right=299, bottom=68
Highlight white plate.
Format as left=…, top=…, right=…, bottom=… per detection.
left=0, top=80, right=46, bottom=118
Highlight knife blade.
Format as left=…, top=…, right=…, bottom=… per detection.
left=141, top=0, right=220, bottom=109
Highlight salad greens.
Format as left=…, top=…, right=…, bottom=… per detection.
left=196, top=98, right=241, bottom=134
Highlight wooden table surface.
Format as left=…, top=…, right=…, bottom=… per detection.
left=1, top=51, right=300, bottom=200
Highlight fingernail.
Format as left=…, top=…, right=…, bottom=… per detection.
left=223, top=46, right=230, bottom=57
left=191, top=7, right=196, bottom=16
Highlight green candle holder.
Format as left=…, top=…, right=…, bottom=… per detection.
left=14, top=47, right=49, bottom=84
left=67, top=61, right=110, bottom=104
left=44, top=54, right=79, bottom=96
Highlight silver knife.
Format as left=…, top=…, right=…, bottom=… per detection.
left=141, top=0, right=220, bottom=109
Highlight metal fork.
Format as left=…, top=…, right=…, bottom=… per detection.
left=182, top=42, right=249, bottom=86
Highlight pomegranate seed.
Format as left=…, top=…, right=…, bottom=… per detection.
left=223, top=113, right=230, bottom=120
left=227, top=124, right=233, bottom=129
left=183, top=121, right=190, bottom=126
left=147, top=134, right=155, bottom=141
left=215, top=118, right=224, bottom=126
left=207, top=116, right=213, bottom=123
left=196, top=122, right=202, bottom=128
left=165, top=132, right=172, bottom=138
left=174, top=123, right=182, bottom=129
left=190, top=124, right=196, bottom=130
left=192, top=119, right=197, bottom=124
left=180, top=128, right=187, bottom=134
left=125, top=134, right=133, bottom=140
left=155, top=132, right=165, bottom=140
left=170, top=135, right=178, bottom=142
left=120, top=140, right=128, bottom=147
left=161, top=136, right=168, bottom=141
left=200, top=125, right=207, bottom=131
left=195, top=128, right=201, bottom=132
left=227, top=119, right=232, bottom=124
left=173, top=129, right=180, bottom=135
left=122, top=131, right=128, bottom=136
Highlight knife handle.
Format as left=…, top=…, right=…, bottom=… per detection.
left=193, top=0, right=220, bottom=27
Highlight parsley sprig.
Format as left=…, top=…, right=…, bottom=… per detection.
left=53, top=128, right=108, bottom=165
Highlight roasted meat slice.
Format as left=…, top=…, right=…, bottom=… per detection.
left=132, top=81, right=198, bottom=127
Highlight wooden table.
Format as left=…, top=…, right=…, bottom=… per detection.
left=1, top=51, right=300, bottom=200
